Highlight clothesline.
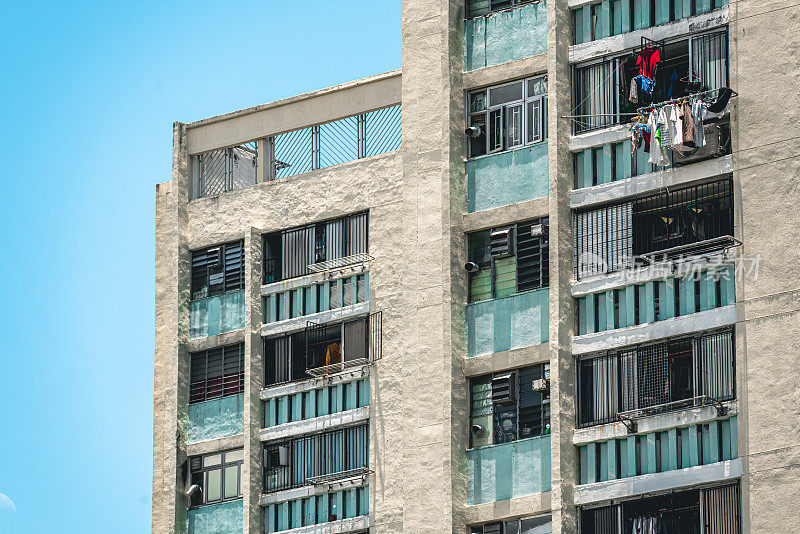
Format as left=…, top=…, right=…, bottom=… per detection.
left=636, top=87, right=737, bottom=115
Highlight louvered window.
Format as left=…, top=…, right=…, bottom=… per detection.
left=190, top=344, right=245, bottom=404
left=263, top=211, right=368, bottom=283
left=191, top=240, right=245, bottom=300
left=469, top=364, right=550, bottom=447
left=468, top=217, right=549, bottom=303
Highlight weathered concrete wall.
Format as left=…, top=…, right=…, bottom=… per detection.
left=466, top=288, right=550, bottom=357
left=187, top=499, right=243, bottom=534
left=467, top=436, right=552, bottom=505
left=466, top=142, right=549, bottom=213
left=465, top=2, right=548, bottom=71
left=187, top=394, right=245, bottom=443
left=729, top=1, right=800, bottom=532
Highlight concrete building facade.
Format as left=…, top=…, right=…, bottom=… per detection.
left=154, top=0, right=800, bottom=532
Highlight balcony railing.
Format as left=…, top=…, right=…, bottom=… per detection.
left=193, top=106, right=401, bottom=199
left=264, top=486, right=368, bottom=534
left=263, top=273, right=368, bottom=325
left=264, top=377, right=369, bottom=429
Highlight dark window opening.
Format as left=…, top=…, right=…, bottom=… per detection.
left=466, top=0, right=540, bottom=19
left=191, top=241, right=244, bottom=300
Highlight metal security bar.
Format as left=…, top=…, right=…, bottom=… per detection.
left=189, top=344, right=245, bottom=404
left=271, top=105, right=401, bottom=181
left=304, top=311, right=382, bottom=377
left=573, top=177, right=732, bottom=279
left=263, top=424, right=369, bottom=493
left=577, top=329, right=734, bottom=428
left=194, top=142, right=258, bottom=199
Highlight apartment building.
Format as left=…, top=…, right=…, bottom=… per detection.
left=153, top=0, right=800, bottom=532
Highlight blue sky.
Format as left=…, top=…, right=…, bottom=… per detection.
left=0, top=2, right=400, bottom=532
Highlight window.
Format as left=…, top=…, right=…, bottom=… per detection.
left=580, top=484, right=740, bottom=534
left=571, top=30, right=729, bottom=133
left=470, top=364, right=550, bottom=448
left=467, top=0, right=539, bottom=19
left=468, top=218, right=549, bottom=303
left=471, top=515, right=552, bottom=534
left=191, top=241, right=244, bottom=300
left=468, top=75, right=548, bottom=158
left=189, top=448, right=244, bottom=507
left=263, top=424, right=369, bottom=493
left=577, top=329, right=735, bottom=427
left=263, top=212, right=368, bottom=283
left=264, top=312, right=382, bottom=387
left=190, top=344, right=245, bottom=404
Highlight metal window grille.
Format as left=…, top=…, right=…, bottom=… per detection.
left=577, top=329, right=734, bottom=427
left=703, top=484, right=741, bottom=534
left=189, top=343, right=244, bottom=404
left=194, top=142, right=258, bottom=199
left=263, top=212, right=368, bottom=283
left=263, top=424, right=368, bottom=493
left=189, top=449, right=244, bottom=507
left=573, top=178, right=732, bottom=279
left=271, top=105, right=401, bottom=181
left=191, top=240, right=245, bottom=300
left=580, top=504, right=620, bottom=534
left=467, top=75, right=548, bottom=159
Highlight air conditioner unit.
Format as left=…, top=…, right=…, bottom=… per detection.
left=490, top=227, right=514, bottom=258
left=532, top=378, right=550, bottom=393
left=674, top=123, right=730, bottom=166
left=530, top=223, right=548, bottom=238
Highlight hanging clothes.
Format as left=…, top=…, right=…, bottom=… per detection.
left=634, top=74, right=655, bottom=96
left=708, top=87, right=733, bottom=113
left=680, top=101, right=695, bottom=148
left=630, top=77, right=639, bottom=104
left=648, top=109, right=669, bottom=166
left=669, top=103, right=683, bottom=147
left=692, top=99, right=709, bottom=148
left=636, top=46, right=661, bottom=79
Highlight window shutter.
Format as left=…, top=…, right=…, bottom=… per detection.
left=490, top=227, right=514, bottom=258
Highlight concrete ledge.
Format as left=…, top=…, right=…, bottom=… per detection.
left=261, top=367, right=369, bottom=401
left=569, top=8, right=729, bottom=64
left=570, top=125, right=629, bottom=153
left=260, top=407, right=369, bottom=442
left=573, top=401, right=738, bottom=445
left=462, top=196, right=549, bottom=232
left=571, top=256, right=733, bottom=297
left=267, top=515, right=370, bottom=534
left=463, top=54, right=547, bottom=90
left=570, top=155, right=733, bottom=209
left=571, top=305, right=736, bottom=355
left=463, top=343, right=549, bottom=377
left=262, top=265, right=369, bottom=297
left=187, top=329, right=246, bottom=353
left=259, top=478, right=368, bottom=507
left=464, top=491, right=551, bottom=525
left=574, top=459, right=742, bottom=505
left=186, top=70, right=401, bottom=154
left=261, top=302, right=370, bottom=337
left=186, top=434, right=245, bottom=457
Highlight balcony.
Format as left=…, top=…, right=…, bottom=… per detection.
left=187, top=499, right=243, bottom=534
left=263, top=273, right=368, bottom=328
left=465, top=1, right=547, bottom=71
left=188, top=393, right=245, bottom=444
left=190, top=290, right=245, bottom=339
left=191, top=105, right=401, bottom=199
left=264, top=486, right=368, bottom=533
left=466, top=142, right=549, bottom=213
left=467, top=287, right=549, bottom=357
left=572, top=0, right=727, bottom=45
left=467, top=435, right=551, bottom=505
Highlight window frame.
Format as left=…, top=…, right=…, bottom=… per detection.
left=191, top=240, right=245, bottom=301
left=189, top=448, right=244, bottom=508
left=471, top=514, right=552, bottom=534
left=468, top=75, right=548, bottom=159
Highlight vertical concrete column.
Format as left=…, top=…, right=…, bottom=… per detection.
left=153, top=122, right=192, bottom=534
left=398, top=0, right=466, bottom=532
left=244, top=227, right=264, bottom=534
left=547, top=0, right=578, bottom=532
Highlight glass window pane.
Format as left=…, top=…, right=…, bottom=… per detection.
left=527, top=100, right=541, bottom=144
left=469, top=114, right=487, bottom=158
left=203, top=453, right=222, bottom=467
left=224, top=449, right=244, bottom=463
left=527, top=76, right=548, bottom=97
left=206, top=469, right=222, bottom=502
left=489, top=81, right=523, bottom=106
left=470, top=91, right=487, bottom=113
left=521, top=515, right=552, bottom=534
left=223, top=465, right=239, bottom=499
left=506, top=104, right=523, bottom=148
left=489, top=109, right=503, bottom=152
